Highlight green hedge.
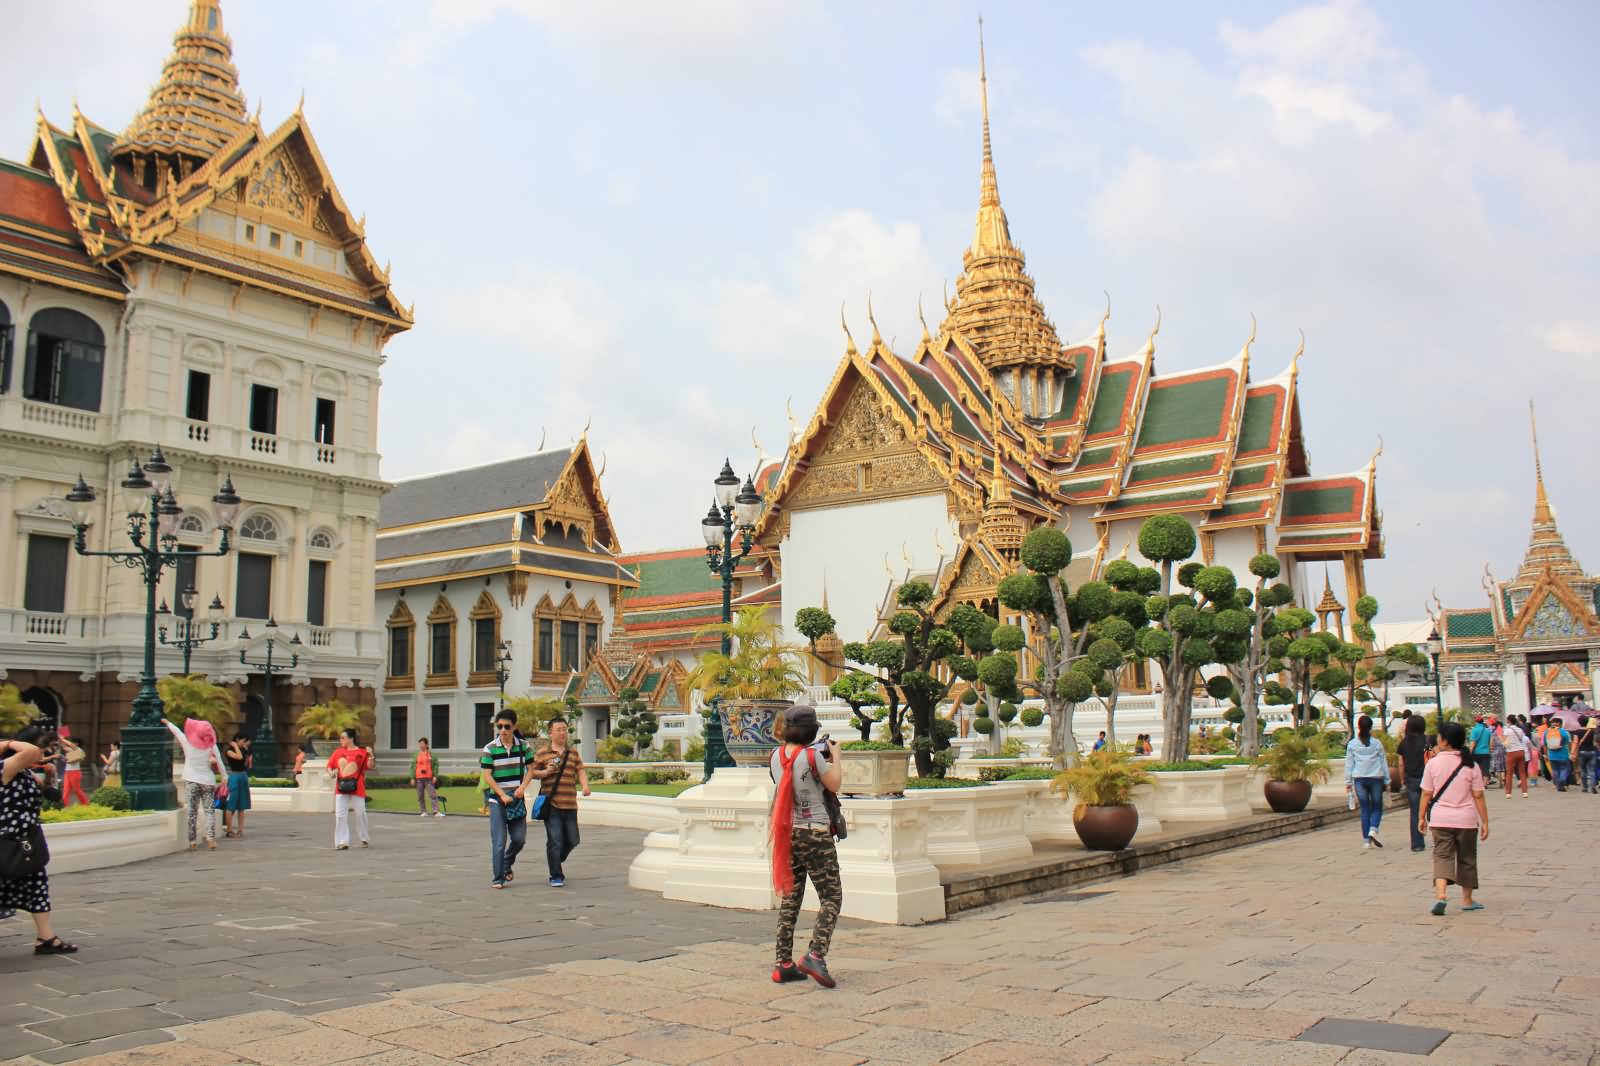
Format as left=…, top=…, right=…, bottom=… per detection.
left=88, top=786, right=132, bottom=810
left=905, top=776, right=990, bottom=789
left=610, top=769, right=689, bottom=785
left=367, top=773, right=481, bottom=789
left=1000, top=767, right=1059, bottom=781
left=250, top=778, right=297, bottom=788
left=41, top=805, right=139, bottom=823
left=1145, top=760, right=1230, bottom=772
left=840, top=741, right=906, bottom=752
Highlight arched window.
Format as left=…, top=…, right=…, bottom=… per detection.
left=179, top=514, right=206, bottom=534
left=385, top=599, right=415, bottom=689
left=308, top=529, right=334, bottom=550
left=0, top=299, right=13, bottom=394
left=24, top=308, right=104, bottom=411
left=238, top=513, right=279, bottom=542
left=425, top=593, right=457, bottom=686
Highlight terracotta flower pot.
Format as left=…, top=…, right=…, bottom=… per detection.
left=1072, top=803, right=1139, bottom=851
left=716, top=699, right=792, bottom=767
left=1263, top=778, right=1313, bottom=813
left=1389, top=765, right=1403, bottom=793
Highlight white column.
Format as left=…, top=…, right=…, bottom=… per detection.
left=0, top=475, right=17, bottom=606
left=289, top=509, right=309, bottom=623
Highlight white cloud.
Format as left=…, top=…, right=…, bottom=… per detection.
left=1544, top=322, right=1600, bottom=357
left=439, top=266, right=618, bottom=384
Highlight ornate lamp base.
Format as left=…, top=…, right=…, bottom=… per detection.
left=701, top=710, right=736, bottom=782
left=120, top=692, right=177, bottom=810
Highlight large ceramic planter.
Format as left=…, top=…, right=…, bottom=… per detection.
left=717, top=699, right=792, bottom=767
left=1263, top=778, right=1313, bottom=813
left=838, top=749, right=912, bottom=797
left=1388, top=765, right=1403, bottom=794
left=1073, top=803, right=1138, bottom=851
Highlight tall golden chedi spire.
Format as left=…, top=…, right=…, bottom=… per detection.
left=940, top=17, right=1068, bottom=420
left=1517, top=400, right=1585, bottom=581
left=112, top=0, right=249, bottom=188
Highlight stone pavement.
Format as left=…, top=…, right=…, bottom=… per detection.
left=4, top=786, right=1599, bottom=1065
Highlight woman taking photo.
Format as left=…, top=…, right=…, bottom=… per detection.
left=1418, top=721, right=1489, bottom=916
left=222, top=733, right=253, bottom=838
left=327, top=728, right=371, bottom=850
left=1, top=724, right=77, bottom=953
left=768, top=705, right=842, bottom=988
left=1345, top=714, right=1389, bottom=849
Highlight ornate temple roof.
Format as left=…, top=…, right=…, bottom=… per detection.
left=1515, top=403, right=1585, bottom=583
left=936, top=21, right=1065, bottom=374
left=112, top=0, right=250, bottom=163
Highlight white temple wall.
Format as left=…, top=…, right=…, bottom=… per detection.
left=781, top=493, right=952, bottom=643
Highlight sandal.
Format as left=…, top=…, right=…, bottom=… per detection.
left=504, top=869, right=514, bottom=883
left=34, top=937, right=78, bottom=955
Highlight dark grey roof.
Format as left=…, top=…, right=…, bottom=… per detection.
left=377, top=516, right=512, bottom=561
left=380, top=448, right=577, bottom=529
left=375, top=548, right=639, bottom=588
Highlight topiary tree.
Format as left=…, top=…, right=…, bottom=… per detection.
left=997, top=528, right=1151, bottom=767
left=1275, top=609, right=1338, bottom=726
left=1092, top=559, right=1157, bottom=744
left=160, top=674, right=238, bottom=731
left=612, top=687, right=659, bottom=755
left=1361, top=640, right=1427, bottom=727
left=829, top=672, right=886, bottom=743
left=1220, top=553, right=1297, bottom=758
left=1134, top=515, right=1249, bottom=762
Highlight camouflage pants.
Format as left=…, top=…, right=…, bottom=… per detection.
left=775, top=827, right=841, bottom=963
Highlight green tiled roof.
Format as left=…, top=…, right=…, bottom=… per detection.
left=1076, top=446, right=1116, bottom=468
left=1136, top=376, right=1230, bottom=449
left=1086, top=367, right=1135, bottom=436
left=1125, top=454, right=1217, bottom=485
left=1283, top=485, right=1356, bottom=519
left=902, top=361, right=980, bottom=439
left=1211, top=500, right=1266, bottom=519
left=1229, top=465, right=1271, bottom=489
left=639, top=670, right=663, bottom=694
left=1101, top=488, right=1212, bottom=512
left=1238, top=392, right=1279, bottom=454
left=628, top=555, right=717, bottom=599
left=622, top=605, right=720, bottom=626
left=1446, top=611, right=1495, bottom=639
left=1505, top=590, right=1516, bottom=623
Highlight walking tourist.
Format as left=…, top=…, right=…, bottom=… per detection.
left=99, top=741, right=121, bottom=789
left=162, top=717, right=227, bottom=850
left=533, top=717, right=590, bottom=887
left=1544, top=718, right=1572, bottom=792
left=1467, top=715, right=1495, bottom=779
left=328, top=728, right=371, bottom=849
left=1500, top=716, right=1530, bottom=797
left=411, top=736, right=444, bottom=816
left=221, top=734, right=252, bottom=838
left=1418, top=721, right=1488, bottom=915
left=1345, top=715, right=1389, bottom=848
left=1397, top=714, right=1428, bottom=851
left=58, top=728, right=88, bottom=807
left=1576, top=716, right=1597, bottom=793
left=1, top=724, right=78, bottom=955
left=769, top=705, right=843, bottom=988
left=1488, top=716, right=1505, bottom=787
left=481, top=709, right=533, bottom=888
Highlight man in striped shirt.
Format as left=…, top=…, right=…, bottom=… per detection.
left=480, top=711, right=535, bottom=889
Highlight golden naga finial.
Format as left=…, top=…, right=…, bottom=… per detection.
left=884, top=553, right=895, bottom=580
left=1368, top=434, right=1384, bottom=470
left=1291, top=328, right=1305, bottom=375
left=840, top=302, right=857, bottom=355
left=580, top=414, right=592, bottom=441
left=1098, top=290, right=1111, bottom=342
left=917, top=295, right=930, bottom=343
left=785, top=396, right=799, bottom=443
left=297, top=89, right=305, bottom=114
left=901, top=541, right=913, bottom=568
left=867, top=292, right=883, bottom=346
left=943, top=279, right=953, bottom=315
left=536, top=426, right=547, bottom=451
left=1140, top=305, right=1161, bottom=358
left=597, top=451, right=608, bottom=478
left=1241, top=312, right=1256, bottom=360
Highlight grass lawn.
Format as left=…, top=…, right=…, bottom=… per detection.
left=364, top=780, right=695, bottom=815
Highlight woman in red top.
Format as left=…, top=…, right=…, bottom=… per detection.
left=327, top=728, right=371, bottom=850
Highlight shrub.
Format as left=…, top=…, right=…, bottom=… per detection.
left=88, top=785, right=132, bottom=810
left=40, top=804, right=139, bottom=823
left=997, top=702, right=1018, bottom=724
left=1050, top=749, right=1153, bottom=806
left=1191, top=732, right=1235, bottom=755
left=1020, top=708, right=1044, bottom=728
left=249, top=778, right=298, bottom=788
left=973, top=717, right=995, bottom=735
left=1001, top=767, right=1058, bottom=781
left=906, top=776, right=989, bottom=788
left=618, top=769, right=690, bottom=785
left=1145, top=760, right=1228, bottom=772
left=996, top=738, right=1026, bottom=759
left=684, top=739, right=706, bottom=762
left=840, top=740, right=906, bottom=751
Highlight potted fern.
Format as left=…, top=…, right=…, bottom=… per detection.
left=686, top=608, right=808, bottom=766
left=1254, top=732, right=1331, bottom=813
left=1050, top=748, right=1153, bottom=850
left=295, top=699, right=373, bottom=757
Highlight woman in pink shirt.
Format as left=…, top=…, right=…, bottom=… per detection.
left=1418, top=721, right=1489, bottom=916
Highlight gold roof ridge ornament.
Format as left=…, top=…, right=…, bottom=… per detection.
left=1140, top=305, right=1161, bottom=360
left=918, top=295, right=931, bottom=344
left=1098, top=290, right=1111, bottom=343
left=840, top=302, right=858, bottom=356
left=867, top=292, right=883, bottom=347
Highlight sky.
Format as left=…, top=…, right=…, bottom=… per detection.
left=5, top=0, right=1598, bottom=622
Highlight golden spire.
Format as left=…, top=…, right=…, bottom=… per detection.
left=939, top=18, right=1065, bottom=375
left=980, top=451, right=1024, bottom=558
left=1515, top=400, right=1585, bottom=582
left=113, top=0, right=249, bottom=166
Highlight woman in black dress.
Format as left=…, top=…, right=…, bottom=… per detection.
left=1, top=723, right=77, bottom=954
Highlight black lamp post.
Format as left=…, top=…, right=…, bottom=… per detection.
left=238, top=617, right=300, bottom=779
left=158, top=586, right=225, bottom=675
left=64, top=455, right=241, bottom=811
left=699, top=458, right=764, bottom=780
left=1420, top=625, right=1445, bottom=716
left=496, top=639, right=513, bottom=711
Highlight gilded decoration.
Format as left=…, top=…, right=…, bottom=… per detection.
left=543, top=470, right=596, bottom=546
left=1525, top=597, right=1581, bottom=641
left=789, top=382, right=942, bottom=510
left=247, top=150, right=309, bottom=217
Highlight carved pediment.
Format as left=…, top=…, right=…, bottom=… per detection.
left=247, top=147, right=312, bottom=220
left=1508, top=570, right=1600, bottom=644
left=788, top=381, right=943, bottom=509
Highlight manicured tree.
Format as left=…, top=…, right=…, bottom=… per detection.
left=1134, top=515, right=1249, bottom=762
left=828, top=671, right=885, bottom=742
left=1220, top=554, right=1297, bottom=758
left=1272, top=606, right=1329, bottom=725
left=612, top=687, right=659, bottom=755
left=1094, top=559, right=1157, bottom=744
left=1361, top=641, right=1427, bottom=728
left=996, top=527, right=1150, bottom=767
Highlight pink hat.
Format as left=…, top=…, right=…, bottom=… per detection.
left=183, top=719, right=216, bottom=749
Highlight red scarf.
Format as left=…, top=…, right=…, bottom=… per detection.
left=770, top=745, right=803, bottom=895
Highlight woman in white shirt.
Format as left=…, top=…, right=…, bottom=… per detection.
left=161, top=718, right=227, bottom=850
left=1499, top=717, right=1529, bottom=797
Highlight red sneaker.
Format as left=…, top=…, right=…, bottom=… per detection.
left=772, top=960, right=807, bottom=984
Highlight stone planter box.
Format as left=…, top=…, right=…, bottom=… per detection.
left=43, top=809, right=182, bottom=874
left=838, top=748, right=912, bottom=797
left=1148, top=765, right=1252, bottom=822
left=919, top=781, right=1033, bottom=868
left=578, top=792, right=678, bottom=832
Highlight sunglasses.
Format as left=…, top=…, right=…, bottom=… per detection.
left=497, top=724, right=516, bottom=731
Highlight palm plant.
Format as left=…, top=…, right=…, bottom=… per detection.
left=157, top=674, right=237, bottom=730
left=1254, top=733, right=1332, bottom=784
left=686, top=607, right=808, bottom=702
left=1050, top=748, right=1154, bottom=807
left=503, top=696, right=569, bottom=735
left=295, top=698, right=373, bottom=740
left=0, top=684, right=39, bottom=736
